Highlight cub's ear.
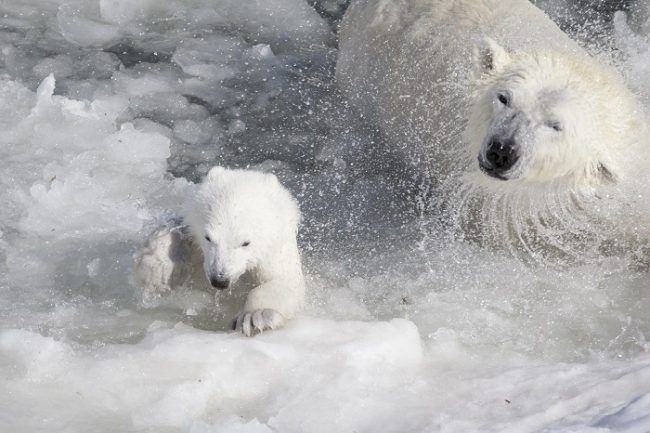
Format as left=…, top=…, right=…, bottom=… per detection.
left=473, top=37, right=511, bottom=76
left=264, top=172, right=280, bottom=186
left=206, top=166, right=227, bottom=181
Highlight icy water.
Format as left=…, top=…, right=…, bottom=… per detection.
left=1, top=0, right=650, bottom=432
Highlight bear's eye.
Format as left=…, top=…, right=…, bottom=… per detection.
left=547, top=121, right=563, bottom=132
left=204, top=235, right=212, bottom=242
left=241, top=241, right=250, bottom=247
left=497, top=93, right=509, bottom=106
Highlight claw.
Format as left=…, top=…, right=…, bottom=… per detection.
left=262, top=309, right=279, bottom=329
left=242, top=312, right=253, bottom=336
left=232, top=309, right=286, bottom=337
left=252, top=310, right=266, bottom=331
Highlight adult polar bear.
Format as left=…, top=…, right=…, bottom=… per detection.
left=337, top=0, right=648, bottom=261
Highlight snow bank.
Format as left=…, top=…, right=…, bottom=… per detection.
left=1, top=318, right=422, bottom=432
left=3, top=320, right=650, bottom=433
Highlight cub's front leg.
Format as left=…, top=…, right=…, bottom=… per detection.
left=134, top=220, right=198, bottom=303
left=232, top=278, right=305, bottom=337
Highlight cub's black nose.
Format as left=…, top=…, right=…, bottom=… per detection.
left=486, top=137, right=519, bottom=171
left=210, top=277, right=230, bottom=289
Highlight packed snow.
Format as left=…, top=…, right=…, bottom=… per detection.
left=1, top=0, right=650, bottom=432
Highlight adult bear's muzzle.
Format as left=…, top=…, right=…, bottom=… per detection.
left=479, top=136, right=520, bottom=180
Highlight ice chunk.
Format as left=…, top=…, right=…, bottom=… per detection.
left=111, top=66, right=182, bottom=97
left=34, top=73, right=55, bottom=107
left=125, top=92, right=210, bottom=126
left=181, top=77, right=243, bottom=110
left=0, top=77, right=34, bottom=127
left=0, top=329, right=73, bottom=380
left=596, top=394, right=650, bottom=432
left=74, top=51, right=122, bottom=79
left=21, top=121, right=172, bottom=236
left=0, top=318, right=422, bottom=430
left=32, top=55, right=74, bottom=79
left=173, top=118, right=221, bottom=146
left=99, top=0, right=159, bottom=26
left=57, top=4, right=122, bottom=48
left=172, top=36, right=244, bottom=81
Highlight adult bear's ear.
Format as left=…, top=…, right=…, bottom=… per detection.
left=473, top=37, right=511, bottom=76
left=206, top=166, right=226, bottom=181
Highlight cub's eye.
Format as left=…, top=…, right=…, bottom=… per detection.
left=497, top=93, right=509, bottom=106
left=241, top=241, right=250, bottom=247
left=204, top=235, right=211, bottom=242
left=547, top=121, right=563, bottom=132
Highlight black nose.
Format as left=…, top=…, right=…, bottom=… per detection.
left=210, top=277, right=230, bottom=289
left=486, top=137, right=519, bottom=171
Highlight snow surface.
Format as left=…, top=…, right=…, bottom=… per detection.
left=1, top=0, right=650, bottom=432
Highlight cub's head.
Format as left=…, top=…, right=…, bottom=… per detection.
left=185, top=166, right=300, bottom=290
left=468, top=38, right=640, bottom=187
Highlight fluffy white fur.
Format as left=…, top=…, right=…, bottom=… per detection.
left=135, top=166, right=304, bottom=336
left=337, top=0, right=648, bottom=261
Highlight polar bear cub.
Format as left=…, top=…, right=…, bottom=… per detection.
left=134, top=166, right=304, bottom=336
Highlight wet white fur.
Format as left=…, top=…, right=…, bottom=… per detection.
left=337, top=0, right=646, bottom=187
left=337, top=0, right=648, bottom=261
left=135, top=167, right=304, bottom=336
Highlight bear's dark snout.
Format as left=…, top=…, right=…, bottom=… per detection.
left=480, top=136, right=520, bottom=180
left=210, top=276, right=230, bottom=289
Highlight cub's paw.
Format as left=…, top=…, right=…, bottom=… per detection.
left=134, top=228, right=179, bottom=300
left=232, top=309, right=287, bottom=337
left=134, top=252, right=175, bottom=301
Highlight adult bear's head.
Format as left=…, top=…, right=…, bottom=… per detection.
left=467, top=37, right=643, bottom=188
